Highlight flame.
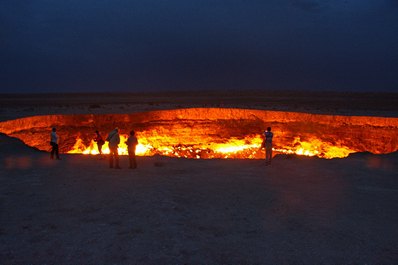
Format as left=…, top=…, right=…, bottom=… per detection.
left=68, top=134, right=152, bottom=156
left=67, top=133, right=356, bottom=159
left=274, top=137, right=355, bottom=158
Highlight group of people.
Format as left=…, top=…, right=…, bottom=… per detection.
left=50, top=127, right=139, bottom=169
left=50, top=126, right=274, bottom=166
left=94, top=127, right=138, bottom=169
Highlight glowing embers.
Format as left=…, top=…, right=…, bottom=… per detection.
left=68, top=135, right=152, bottom=156
left=1, top=108, right=397, bottom=159
left=68, top=133, right=356, bottom=159
left=274, top=137, right=356, bottom=158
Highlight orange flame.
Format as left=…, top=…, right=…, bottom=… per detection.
left=274, top=137, right=356, bottom=158
left=68, top=134, right=153, bottom=156
left=67, top=133, right=356, bottom=159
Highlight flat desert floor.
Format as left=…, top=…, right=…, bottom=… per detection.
left=0, top=91, right=397, bottom=264
left=1, top=91, right=397, bottom=120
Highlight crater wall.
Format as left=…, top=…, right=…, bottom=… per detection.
left=0, top=108, right=397, bottom=156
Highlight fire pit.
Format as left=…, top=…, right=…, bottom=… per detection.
left=0, top=108, right=397, bottom=159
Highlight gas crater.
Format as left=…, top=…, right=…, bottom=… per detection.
left=0, top=108, right=397, bottom=159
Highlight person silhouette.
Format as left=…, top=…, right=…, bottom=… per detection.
left=263, top=127, right=273, bottom=165
left=106, top=127, right=121, bottom=169
left=50, top=127, right=60, bottom=160
left=126, top=130, right=138, bottom=169
left=94, top=130, right=105, bottom=155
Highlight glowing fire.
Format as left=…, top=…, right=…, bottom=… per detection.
left=67, top=133, right=356, bottom=159
left=273, top=137, right=355, bottom=158
left=68, top=135, right=152, bottom=156
left=1, top=109, right=396, bottom=159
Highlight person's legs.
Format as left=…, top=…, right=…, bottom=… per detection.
left=129, top=153, right=137, bottom=168
left=98, top=144, right=103, bottom=155
left=265, top=143, right=272, bottom=164
left=128, top=150, right=137, bottom=169
left=132, top=153, right=137, bottom=168
left=128, top=152, right=133, bottom=168
left=54, top=144, right=60, bottom=159
left=113, top=147, right=120, bottom=168
left=109, top=149, right=114, bottom=168
left=50, top=143, right=55, bottom=159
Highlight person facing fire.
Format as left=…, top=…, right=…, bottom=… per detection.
left=126, top=130, right=138, bottom=169
left=263, top=127, right=273, bottom=165
left=106, top=127, right=120, bottom=169
left=50, top=127, right=60, bottom=160
left=94, top=130, right=105, bottom=155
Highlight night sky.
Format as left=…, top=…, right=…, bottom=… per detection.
left=1, top=0, right=397, bottom=93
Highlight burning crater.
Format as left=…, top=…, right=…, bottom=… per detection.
left=0, top=108, right=397, bottom=159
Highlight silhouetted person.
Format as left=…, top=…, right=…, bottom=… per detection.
left=50, top=127, right=60, bottom=160
left=94, top=130, right=105, bottom=155
left=106, top=127, right=120, bottom=169
left=126, top=130, right=138, bottom=169
left=263, top=127, right=273, bottom=165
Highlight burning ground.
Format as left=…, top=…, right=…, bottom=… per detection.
left=1, top=108, right=397, bottom=160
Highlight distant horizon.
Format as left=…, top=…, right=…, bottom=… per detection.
left=1, top=88, right=397, bottom=95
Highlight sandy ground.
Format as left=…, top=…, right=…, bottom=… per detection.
left=1, top=133, right=398, bottom=264
left=1, top=91, right=398, bottom=264
left=1, top=91, right=397, bottom=121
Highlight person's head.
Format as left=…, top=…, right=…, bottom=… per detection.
left=52, top=127, right=56, bottom=132
left=130, top=130, right=135, bottom=136
left=115, top=127, right=119, bottom=132
left=267, top=127, right=271, bottom=132
left=95, top=130, right=99, bottom=134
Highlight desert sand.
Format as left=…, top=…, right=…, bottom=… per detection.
left=0, top=91, right=398, bottom=264
left=1, top=91, right=398, bottom=121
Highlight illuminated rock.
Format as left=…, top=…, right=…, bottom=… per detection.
left=0, top=108, right=397, bottom=159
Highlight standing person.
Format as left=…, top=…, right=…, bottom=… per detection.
left=106, top=127, right=121, bottom=169
left=126, top=130, right=138, bottom=169
left=50, top=127, right=60, bottom=160
left=94, top=130, right=105, bottom=155
left=263, top=127, right=273, bottom=165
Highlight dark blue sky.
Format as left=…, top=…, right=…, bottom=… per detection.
left=1, top=0, right=397, bottom=93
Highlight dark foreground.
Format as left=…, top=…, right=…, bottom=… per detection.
left=1, top=134, right=398, bottom=264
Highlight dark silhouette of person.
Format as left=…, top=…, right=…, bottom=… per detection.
left=263, top=127, right=273, bottom=165
left=94, top=130, right=105, bottom=155
left=126, top=130, right=138, bottom=169
left=106, top=127, right=120, bottom=169
left=50, top=127, right=60, bottom=160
